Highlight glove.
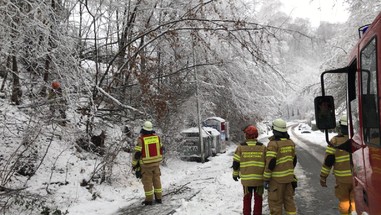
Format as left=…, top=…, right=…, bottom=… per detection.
left=291, top=181, right=297, bottom=190
left=233, top=175, right=240, bottom=181
left=320, top=177, right=327, bottom=187
left=264, top=181, right=269, bottom=190
left=135, top=170, right=142, bottom=179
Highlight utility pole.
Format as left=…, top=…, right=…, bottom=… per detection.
left=193, top=37, right=204, bottom=163
left=195, top=64, right=204, bottom=163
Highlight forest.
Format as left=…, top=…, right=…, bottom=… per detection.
left=0, top=0, right=380, bottom=214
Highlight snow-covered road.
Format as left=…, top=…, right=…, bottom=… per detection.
left=113, top=123, right=342, bottom=215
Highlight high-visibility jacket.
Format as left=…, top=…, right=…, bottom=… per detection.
left=233, top=139, right=266, bottom=186
left=132, top=134, right=163, bottom=167
left=264, top=137, right=296, bottom=183
left=321, top=134, right=352, bottom=184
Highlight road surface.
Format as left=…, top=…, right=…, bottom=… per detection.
left=115, top=123, right=341, bottom=215
left=290, top=124, right=339, bottom=215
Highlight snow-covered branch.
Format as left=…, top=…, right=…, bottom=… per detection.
left=95, top=86, right=146, bottom=115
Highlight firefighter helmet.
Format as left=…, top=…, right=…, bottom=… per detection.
left=142, top=121, right=153, bottom=131
left=339, top=114, right=348, bottom=126
left=272, top=118, right=287, bottom=132
left=243, top=125, right=258, bottom=138
left=51, top=81, right=61, bottom=89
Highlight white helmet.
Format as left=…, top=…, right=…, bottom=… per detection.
left=272, top=118, right=287, bottom=132
left=339, top=115, right=348, bottom=126
left=143, top=121, right=153, bottom=131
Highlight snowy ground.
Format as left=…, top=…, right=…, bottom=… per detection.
left=0, top=102, right=341, bottom=215
left=67, top=122, right=335, bottom=215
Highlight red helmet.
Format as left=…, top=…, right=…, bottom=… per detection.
left=243, top=125, right=258, bottom=138
left=51, top=81, right=60, bottom=89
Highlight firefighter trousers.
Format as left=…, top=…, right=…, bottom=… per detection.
left=335, top=182, right=355, bottom=215
left=268, top=180, right=296, bottom=215
left=243, top=186, right=263, bottom=215
left=141, top=165, right=162, bottom=202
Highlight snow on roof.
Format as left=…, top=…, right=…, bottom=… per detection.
left=202, top=127, right=220, bottom=136
left=181, top=127, right=219, bottom=137
left=204, top=116, right=225, bottom=122
left=181, top=127, right=199, bottom=133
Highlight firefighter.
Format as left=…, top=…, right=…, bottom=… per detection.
left=132, top=121, right=164, bottom=205
left=122, top=125, right=134, bottom=153
left=320, top=114, right=355, bottom=214
left=232, top=125, right=266, bottom=215
left=48, top=81, right=67, bottom=124
left=263, top=118, right=297, bottom=215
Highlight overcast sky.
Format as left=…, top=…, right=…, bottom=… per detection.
left=280, top=0, right=350, bottom=27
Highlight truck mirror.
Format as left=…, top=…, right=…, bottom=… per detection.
left=314, top=96, right=336, bottom=129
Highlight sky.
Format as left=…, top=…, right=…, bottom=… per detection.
left=280, top=0, right=350, bottom=27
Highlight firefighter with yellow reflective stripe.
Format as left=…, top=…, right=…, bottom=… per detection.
left=132, top=121, right=164, bottom=205
left=263, top=118, right=297, bottom=215
left=320, top=115, right=355, bottom=215
left=232, top=125, right=266, bottom=215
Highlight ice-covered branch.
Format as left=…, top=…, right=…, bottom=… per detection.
left=95, top=86, right=146, bottom=115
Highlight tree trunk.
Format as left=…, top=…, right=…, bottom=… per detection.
left=0, top=56, right=10, bottom=92
left=40, top=55, right=50, bottom=97
left=11, top=55, right=22, bottom=105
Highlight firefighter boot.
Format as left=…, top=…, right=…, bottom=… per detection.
left=142, top=201, right=153, bottom=206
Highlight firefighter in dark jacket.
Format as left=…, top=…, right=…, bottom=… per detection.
left=132, top=121, right=164, bottom=205
left=233, top=125, right=266, bottom=215
left=320, top=115, right=355, bottom=214
left=263, top=118, right=297, bottom=215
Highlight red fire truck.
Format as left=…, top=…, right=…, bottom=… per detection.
left=314, top=12, right=381, bottom=214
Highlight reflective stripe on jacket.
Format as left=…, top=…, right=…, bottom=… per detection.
left=233, top=139, right=266, bottom=186
left=320, top=135, right=352, bottom=184
left=264, top=137, right=296, bottom=183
